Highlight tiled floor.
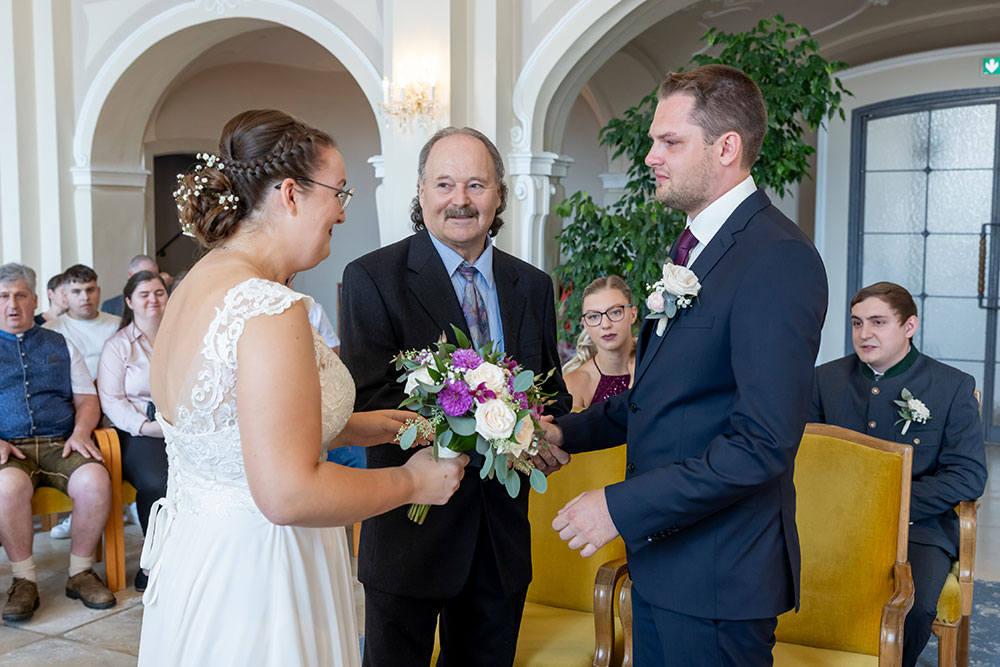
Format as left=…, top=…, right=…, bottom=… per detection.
left=2, top=445, right=999, bottom=665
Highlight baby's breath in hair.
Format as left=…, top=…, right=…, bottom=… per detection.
left=172, top=152, right=239, bottom=236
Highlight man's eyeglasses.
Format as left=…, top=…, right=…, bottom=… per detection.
left=275, top=178, right=354, bottom=209
left=582, top=305, right=634, bottom=327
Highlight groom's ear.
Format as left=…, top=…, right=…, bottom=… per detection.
left=716, top=131, right=743, bottom=167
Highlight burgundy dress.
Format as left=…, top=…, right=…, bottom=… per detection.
left=590, top=358, right=631, bottom=404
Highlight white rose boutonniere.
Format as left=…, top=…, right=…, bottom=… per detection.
left=645, top=258, right=702, bottom=336
left=893, top=388, right=931, bottom=435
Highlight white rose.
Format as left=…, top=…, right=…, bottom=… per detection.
left=660, top=263, right=701, bottom=297
left=404, top=366, right=434, bottom=395
left=464, top=362, right=507, bottom=395
left=511, top=416, right=535, bottom=457
left=646, top=290, right=665, bottom=313
left=475, top=399, right=517, bottom=440
left=908, top=398, right=930, bottom=422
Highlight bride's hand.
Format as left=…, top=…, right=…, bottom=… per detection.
left=333, top=410, right=433, bottom=449
left=403, top=447, right=468, bottom=506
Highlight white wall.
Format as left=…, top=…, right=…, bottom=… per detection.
left=816, top=43, right=1000, bottom=363
left=149, top=61, right=381, bottom=331
left=559, top=95, right=606, bottom=206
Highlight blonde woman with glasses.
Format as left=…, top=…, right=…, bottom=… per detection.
left=563, top=275, right=637, bottom=411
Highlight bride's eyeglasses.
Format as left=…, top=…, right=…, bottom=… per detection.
left=275, top=178, right=354, bottom=209
left=582, top=305, right=633, bottom=327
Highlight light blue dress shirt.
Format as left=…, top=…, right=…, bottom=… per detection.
left=428, top=233, right=505, bottom=353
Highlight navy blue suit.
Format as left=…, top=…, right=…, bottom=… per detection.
left=559, top=190, right=828, bottom=657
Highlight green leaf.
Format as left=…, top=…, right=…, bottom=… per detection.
left=512, top=369, right=534, bottom=393
left=504, top=469, right=521, bottom=498
left=446, top=414, right=477, bottom=436
left=529, top=468, right=548, bottom=494
left=399, top=424, right=417, bottom=450
left=481, top=447, right=494, bottom=479
left=475, top=434, right=491, bottom=455
left=436, top=429, right=453, bottom=451
left=495, top=455, right=508, bottom=482
left=900, top=388, right=913, bottom=401
left=450, top=324, right=472, bottom=349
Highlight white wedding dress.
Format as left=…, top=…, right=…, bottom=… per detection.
left=137, top=279, right=360, bottom=666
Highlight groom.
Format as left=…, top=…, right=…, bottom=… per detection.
left=340, top=126, right=571, bottom=666
left=542, top=65, right=828, bottom=664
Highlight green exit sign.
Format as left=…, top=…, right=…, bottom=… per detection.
left=984, top=57, right=1000, bottom=75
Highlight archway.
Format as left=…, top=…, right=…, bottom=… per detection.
left=72, top=2, right=383, bottom=288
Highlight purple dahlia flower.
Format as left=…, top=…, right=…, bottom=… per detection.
left=438, top=380, right=473, bottom=416
left=451, top=349, right=483, bottom=371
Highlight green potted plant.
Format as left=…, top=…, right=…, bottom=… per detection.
left=555, top=14, right=850, bottom=343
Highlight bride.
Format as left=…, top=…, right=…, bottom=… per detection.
left=139, top=109, right=467, bottom=666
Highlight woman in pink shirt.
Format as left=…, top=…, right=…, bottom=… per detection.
left=97, top=270, right=168, bottom=591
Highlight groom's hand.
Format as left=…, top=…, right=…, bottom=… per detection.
left=553, top=489, right=618, bottom=557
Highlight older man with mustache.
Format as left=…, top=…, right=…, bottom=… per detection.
left=341, top=127, right=572, bottom=667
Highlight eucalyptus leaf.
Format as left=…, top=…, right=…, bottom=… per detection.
left=481, top=447, right=495, bottom=479
left=512, top=370, right=534, bottom=393
left=436, top=429, right=453, bottom=451
left=446, top=415, right=477, bottom=436
left=665, top=299, right=677, bottom=319
left=504, top=470, right=521, bottom=498
left=399, top=424, right=417, bottom=450
left=495, top=455, right=508, bottom=483
left=529, top=468, right=548, bottom=494
left=476, top=434, right=491, bottom=455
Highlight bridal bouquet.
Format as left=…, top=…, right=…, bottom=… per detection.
left=392, top=325, right=555, bottom=524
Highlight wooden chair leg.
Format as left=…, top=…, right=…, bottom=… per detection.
left=353, top=521, right=361, bottom=558
left=936, top=624, right=957, bottom=667
left=40, top=513, right=58, bottom=531
left=957, top=615, right=970, bottom=667
left=620, top=577, right=633, bottom=667
left=95, top=429, right=126, bottom=593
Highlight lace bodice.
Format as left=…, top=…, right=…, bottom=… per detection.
left=158, top=278, right=355, bottom=516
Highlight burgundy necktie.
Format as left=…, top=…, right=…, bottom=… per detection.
left=672, top=227, right=699, bottom=267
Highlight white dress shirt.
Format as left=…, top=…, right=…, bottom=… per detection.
left=683, top=175, right=757, bottom=268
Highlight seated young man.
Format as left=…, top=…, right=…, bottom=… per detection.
left=44, top=263, right=119, bottom=380
left=810, top=281, right=988, bottom=666
left=0, top=263, right=115, bottom=622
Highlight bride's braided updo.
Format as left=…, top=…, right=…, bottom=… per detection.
left=174, top=109, right=336, bottom=249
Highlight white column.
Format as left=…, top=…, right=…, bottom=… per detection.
left=598, top=172, right=628, bottom=207
left=377, top=0, right=452, bottom=247
left=70, top=167, right=150, bottom=288
left=507, top=152, right=573, bottom=271
left=32, top=0, right=63, bottom=286
left=0, top=2, right=23, bottom=262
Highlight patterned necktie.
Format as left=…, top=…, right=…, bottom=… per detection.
left=672, top=227, right=700, bottom=267
left=457, top=263, right=490, bottom=349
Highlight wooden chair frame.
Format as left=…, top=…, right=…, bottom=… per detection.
left=614, top=424, right=915, bottom=665
left=28, top=428, right=131, bottom=592
left=931, top=499, right=979, bottom=667
left=593, top=557, right=629, bottom=667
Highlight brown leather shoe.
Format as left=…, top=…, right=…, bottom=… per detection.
left=65, top=569, right=116, bottom=610
left=3, top=577, right=40, bottom=622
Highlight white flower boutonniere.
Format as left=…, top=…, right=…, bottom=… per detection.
left=645, top=259, right=702, bottom=336
left=893, top=387, right=931, bottom=435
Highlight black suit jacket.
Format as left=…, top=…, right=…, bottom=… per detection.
left=341, top=230, right=570, bottom=598
left=559, top=189, right=828, bottom=620
left=810, top=352, right=988, bottom=557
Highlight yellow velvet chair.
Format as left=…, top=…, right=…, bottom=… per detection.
left=516, top=445, right=629, bottom=667
left=430, top=445, right=630, bottom=666
left=773, top=424, right=915, bottom=666
left=30, top=428, right=137, bottom=593
left=616, top=424, right=915, bottom=667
